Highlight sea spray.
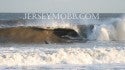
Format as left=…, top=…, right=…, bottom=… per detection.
left=116, top=19, right=125, bottom=41
left=87, top=18, right=125, bottom=41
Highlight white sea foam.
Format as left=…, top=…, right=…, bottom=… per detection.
left=0, top=42, right=125, bottom=66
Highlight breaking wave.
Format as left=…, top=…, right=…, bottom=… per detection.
left=0, top=15, right=125, bottom=43
left=0, top=13, right=125, bottom=69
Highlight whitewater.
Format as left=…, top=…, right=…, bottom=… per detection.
left=0, top=41, right=125, bottom=70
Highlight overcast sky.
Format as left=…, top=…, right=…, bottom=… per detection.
left=0, top=0, right=125, bottom=13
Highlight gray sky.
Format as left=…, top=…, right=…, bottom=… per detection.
left=0, top=0, right=125, bottom=13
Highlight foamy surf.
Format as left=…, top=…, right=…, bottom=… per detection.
left=0, top=42, right=125, bottom=66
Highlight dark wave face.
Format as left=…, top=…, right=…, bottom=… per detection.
left=0, top=27, right=87, bottom=44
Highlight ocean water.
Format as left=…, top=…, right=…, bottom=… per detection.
left=0, top=13, right=125, bottom=70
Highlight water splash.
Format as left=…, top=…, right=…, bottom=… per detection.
left=88, top=18, right=125, bottom=41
